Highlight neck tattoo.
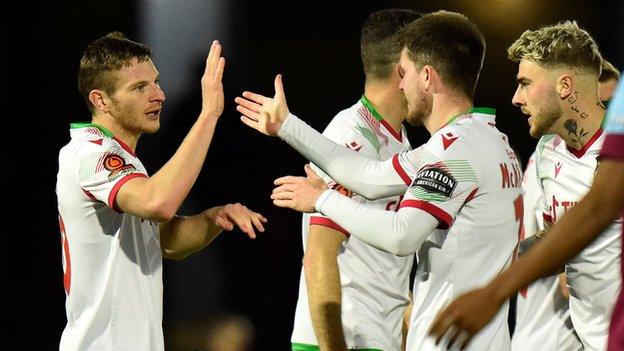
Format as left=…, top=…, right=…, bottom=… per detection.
left=563, top=119, right=589, bottom=147
left=567, top=91, right=589, bottom=119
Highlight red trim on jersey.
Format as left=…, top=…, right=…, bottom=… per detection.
left=463, top=187, right=479, bottom=204
left=399, top=199, right=452, bottom=229
left=59, top=215, right=71, bottom=295
left=543, top=213, right=554, bottom=225
left=82, top=189, right=97, bottom=200
left=113, top=137, right=137, bottom=157
left=380, top=119, right=403, bottom=142
left=600, top=134, right=624, bottom=160
left=108, top=173, right=149, bottom=212
left=392, top=154, right=412, bottom=185
left=567, top=128, right=604, bottom=158
left=309, top=216, right=349, bottom=237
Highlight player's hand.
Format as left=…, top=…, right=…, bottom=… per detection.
left=428, top=286, right=503, bottom=350
left=272, top=168, right=326, bottom=212
left=235, top=74, right=289, bottom=136
left=210, top=203, right=267, bottom=239
left=200, top=40, right=226, bottom=119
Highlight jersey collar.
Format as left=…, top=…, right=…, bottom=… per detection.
left=69, top=122, right=137, bottom=157
left=360, top=94, right=403, bottom=142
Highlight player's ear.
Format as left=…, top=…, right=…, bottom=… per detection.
left=89, top=89, right=113, bottom=113
left=557, top=74, right=573, bottom=100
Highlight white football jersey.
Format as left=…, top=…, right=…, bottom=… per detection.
left=291, top=97, right=413, bottom=350
left=393, top=109, right=522, bottom=351
left=536, top=130, right=622, bottom=351
left=512, top=152, right=581, bottom=351
left=56, top=123, right=164, bottom=351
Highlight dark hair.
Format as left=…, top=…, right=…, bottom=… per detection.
left=78, top=32, right=152, bottom=113
left=360, top=8, right=421, bottom=81
left=397, top=11, right=486, bottom=98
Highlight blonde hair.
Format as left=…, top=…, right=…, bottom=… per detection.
left=507, top=21, right=601, bottom=75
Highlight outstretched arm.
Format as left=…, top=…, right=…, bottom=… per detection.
left=160, top=203, right=266, bottom=260
left=236, top=75, right=409, bottom=199
left=272, top=171, right=438, bottom=256
left=428, top=159, right=624, bottom=349
left=116, top=41, right=226, bottom=222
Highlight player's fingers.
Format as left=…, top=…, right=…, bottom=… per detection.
left=204, top=40, right=218, bottom=75
left=236, top=104, right=260, bottom=121
left=430, top=312, right=455, bottom=345
left=272, top=198, right=294, bottom=209
left=215, top=215, right=234, bottom=231
left=250, top=214, right=265, bottom=233
left=242, top=91, right=270, bottom=105
left=271, top=189, right=294, bottom=201
left=446, top=326, right=463, bottom=350
left=215, top=57, right=225, bottom=81
left=235, top=96, right=263, bottom=113
left=240, top=115, right=260, bottom=130
left=458, top=331, right=473, bottom=350
left=304, top=164, right=321, bottom=180
left=207, top=40, right=221, bottom=75
left=274, top=74, right=287, bottom=104
left=274, top=175, right=301, bottom=186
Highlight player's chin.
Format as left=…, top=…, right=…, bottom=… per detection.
left=142, top=120, right=161, bottom=134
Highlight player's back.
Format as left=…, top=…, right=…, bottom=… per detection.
left=405, top=109, right=522, bottom=351
left=292, top=98, right=413, bottom=350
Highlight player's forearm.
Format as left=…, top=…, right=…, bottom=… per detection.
left=279, top=114, right=407, bottom=199
left=304, top=238, right=347, bottom=350
left=144, top=116, right=219, bottom=219
left=159, top=206, right=224, bottom=260
left=488, top=180, right=620, bottom=304
left=316, top=191, right=437, bottom=256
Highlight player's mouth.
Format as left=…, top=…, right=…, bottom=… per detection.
left=146, top=108, right=161, bottom=119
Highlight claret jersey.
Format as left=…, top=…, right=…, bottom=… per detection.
left=536, top=130, right=622, bottom=351
left=292, top=96, right=413, bottom=351
left=56, top=123, right=164, bottom=351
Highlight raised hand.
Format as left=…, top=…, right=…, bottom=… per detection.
left=271, top=165, right=328, bottom=213
left=428, top=287, right=503, bottom=350
left=212, top=203, right=267, bottom=239
left=235, top=74, right=289, bottom=136
left=201, top=40, right=226, bottom=119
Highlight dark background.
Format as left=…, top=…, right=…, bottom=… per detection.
left=3, top=0, right=622, bottom=350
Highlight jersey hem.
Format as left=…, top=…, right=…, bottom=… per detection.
left=291, top=342, right=383, bottom=351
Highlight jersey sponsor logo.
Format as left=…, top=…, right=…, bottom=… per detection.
left=412, top=167, right=457, bottom=197
left=103, top=154, right=136, bottom=178
left=441, top=132, right=459, bottom=150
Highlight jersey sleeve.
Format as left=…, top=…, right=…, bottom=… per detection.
left=601, top=82, right=624, bottom=160
left=77, top=144, right=147, bottom=212
left=308, top=112, right=375, bottom=236
left=278, top=113, right=408, bottom=199
left=398, top=133, right=479, bottom=229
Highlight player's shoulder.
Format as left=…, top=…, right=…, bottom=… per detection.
left=325, top=100, right=366, bottom=130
